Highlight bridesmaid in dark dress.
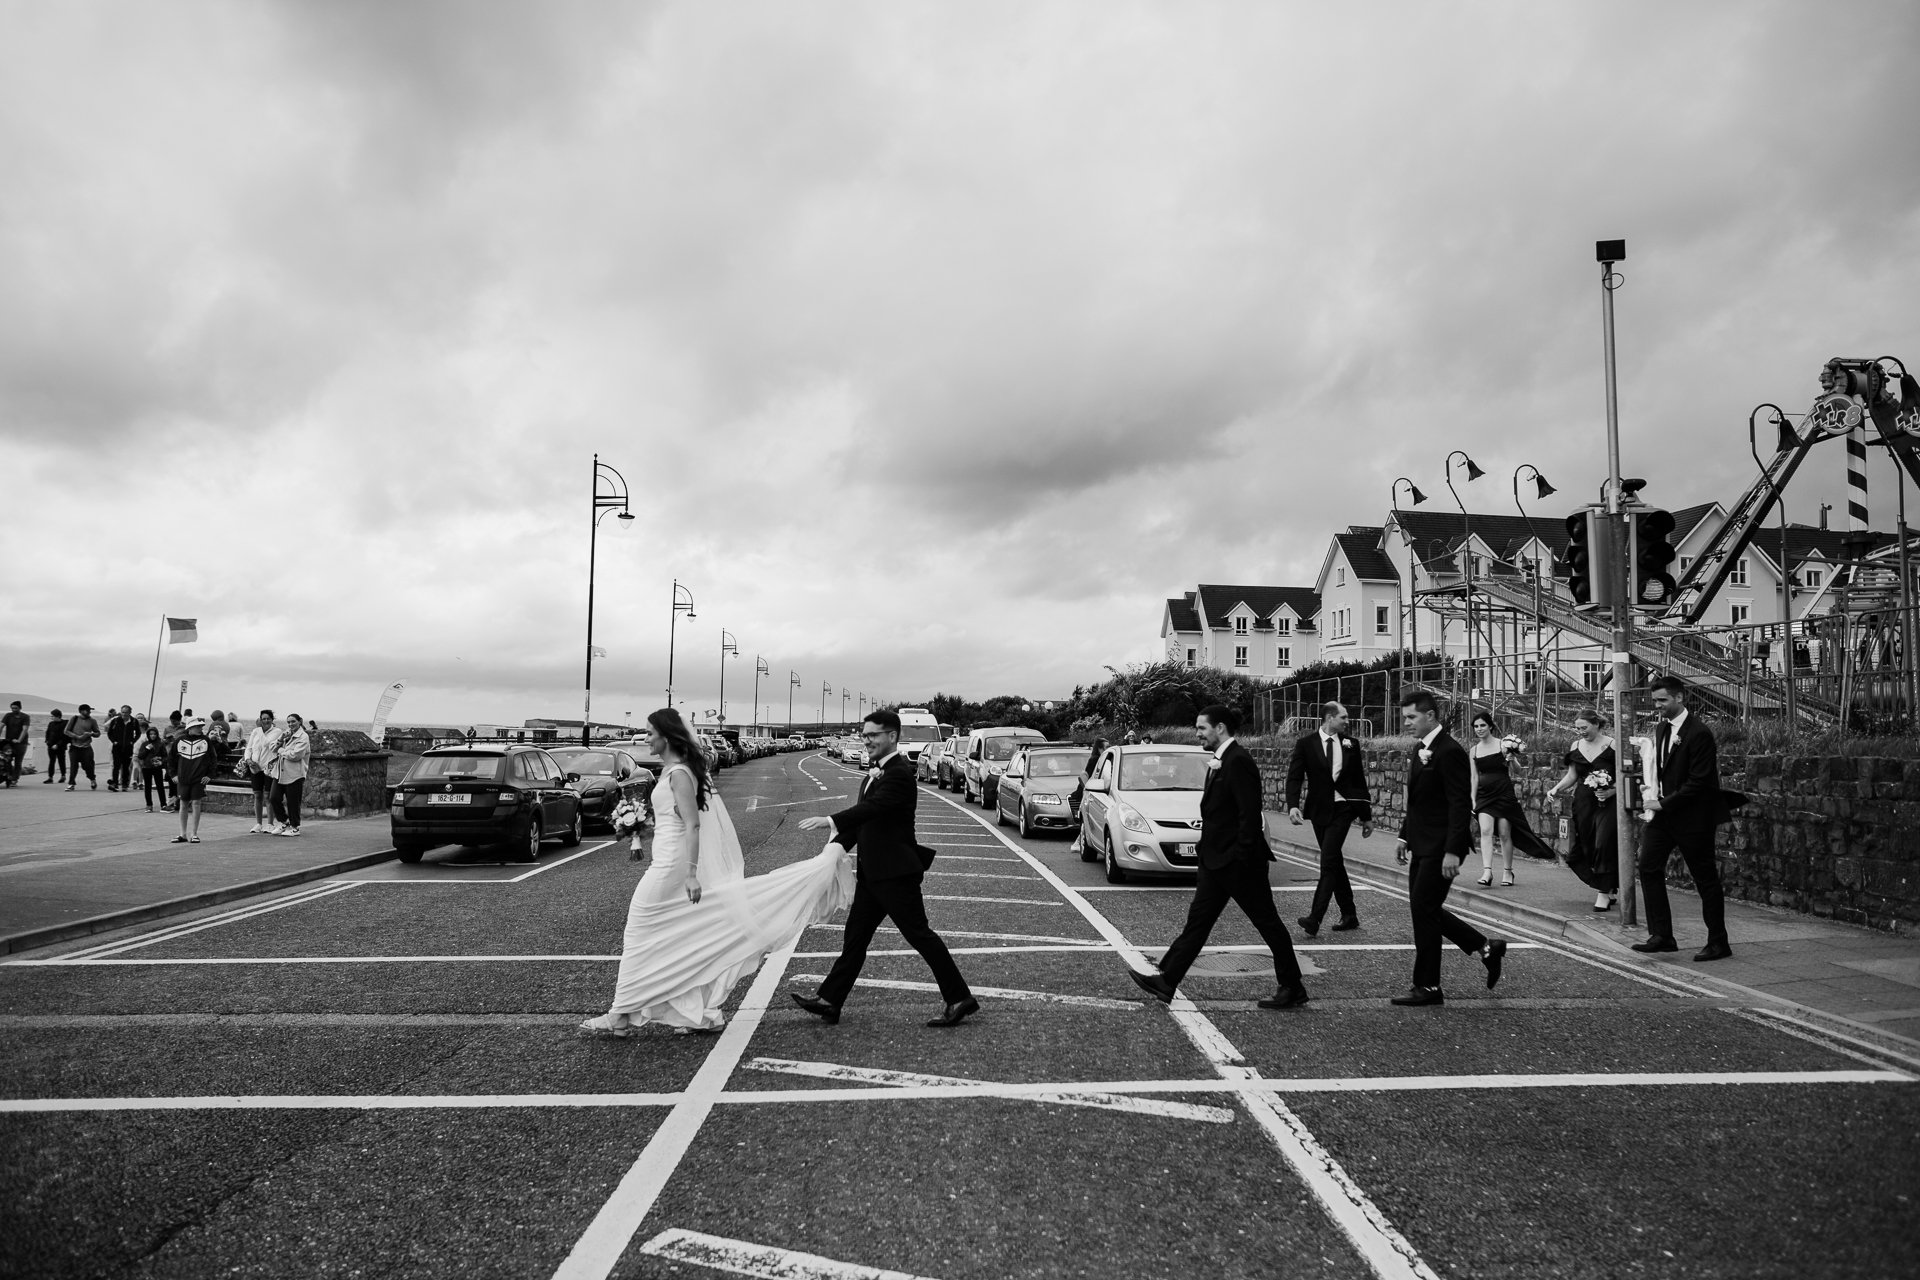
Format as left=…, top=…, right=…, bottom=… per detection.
left=1467, top=710, right=1557, bottom=886
left=1546, top=709, right=1620, bottom=911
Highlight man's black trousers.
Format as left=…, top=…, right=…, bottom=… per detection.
left=1639, top=821, right=1728, bottom=945
left=1306, top=810, right=1358, bottom=924
left=110, top=745, right=133, bottom=789
left=819, top=872, right=971, bottom=1007
left=68, top=746, right=95, bottom=784
left=1158, top=857, right=1303, bottom=988
left=1407, top=855, right=1487, bottom=989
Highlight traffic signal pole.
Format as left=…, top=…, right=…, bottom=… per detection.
left=1599, top=241, right=1638, bottom=927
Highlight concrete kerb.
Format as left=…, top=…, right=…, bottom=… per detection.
left=0, top=847, right=399, bottom=956
left=1264, top=813, right=1920, bottom=1062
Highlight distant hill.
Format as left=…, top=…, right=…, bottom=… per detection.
left=0, top=693, right=88, bottom=715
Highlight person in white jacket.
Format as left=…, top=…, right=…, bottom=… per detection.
left=242, top=710, right=279, bottom=833
left=268, top=714, right=312, bottom=836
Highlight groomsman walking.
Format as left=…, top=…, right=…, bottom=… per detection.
left=1393, top=690, right=1506, bottom=1006
left=1285, top=700, right=1371, bottom=935
left=1633, top=675, right=1743, bottom=962
left=1130, top=704, right=1309, bottom=1010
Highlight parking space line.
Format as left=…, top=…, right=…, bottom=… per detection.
left=922, top=871, right=1045, bottom=882
left=9, top=882, right=357, bottom=965
left=787, top=974, right=1140, bottom=1010
left=506, top=840, right=615, bottom=881
left=792, top=945, right=1113, bottom=958
left=742, top=1057, right=1234, bottom=1123
left=640, top=1229, right=941, bottom=1280
left=735, top=795, right=852, bottom=810
left=923, top=894, right=1062, bottom=906
left=17, top=955, right=624, bottom=965
left=926, top=855, right=1022, bottom=863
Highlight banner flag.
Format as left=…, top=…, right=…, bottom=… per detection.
left=590, top=645, right=608, bottom=658
left=370, top=681, right=407, bottom=737
left=166, top=617, right=198, bottom=644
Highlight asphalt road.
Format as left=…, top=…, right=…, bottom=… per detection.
left=4, top=751, right=1917, bottom=1280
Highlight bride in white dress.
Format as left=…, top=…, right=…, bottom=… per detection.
left=580, top=709, right=854, bottom=1036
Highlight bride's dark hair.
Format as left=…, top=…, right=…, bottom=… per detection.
left=647, top=708, right=712, bottom=810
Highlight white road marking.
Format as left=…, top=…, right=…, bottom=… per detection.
left=1077, top=885, right=1338, bottom=892
left=741, top=1057, right=1235, bottom=1123
left=787, top=974, right=1138, bottom=1010
left=11, top=882, right=357, bottom=965
left=18, top=955, right=624, bottom=965
left=795, top=755, right=835, bottom=790
left=921, top=894, right=1062, bottom=906
left=1741, top=1006, right=1920, bottom=1072
left=11, top=1070, right=1903, bottom=1115
left=928, top=790, right=1439, bottom=1280
left=550, top=929, right=802, bottom=1280
left=734, top=795, right=851, bottom=810
left=804, top=925, right=1101, bottom=945
left=791, top=945, right=1111, bottom=958
left=1721, top=1007, right=1920, bottom=1075
left=921, top=871, right=1044, bottom=882
left=924, top=855, right=1021, bottom=863
left=507, top=840, right=615, bottom=881
left=640, top=1228, right=941, bottom=1280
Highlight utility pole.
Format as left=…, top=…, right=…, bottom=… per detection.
left=1599, top=240, right=1638, bottom=926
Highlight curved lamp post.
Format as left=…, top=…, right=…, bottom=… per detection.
left=1392, top=476, right=1429, bottom=699
left=1750, top=404, right=1801, bottom=729
left=666, top=581, right=695, bottom=709
left=583, top=455, right=636, bottom=745
left=821, top=681, right=831, bottom=725
left=789, top=670, right=801, bottom=730
left=1444, top=451, right=1485, bottom=700
left=1513, top=464, right=1557, bottom=734
left=717, top=630, right=739, bottom=726
left=751, top=656, right=769, bottom=733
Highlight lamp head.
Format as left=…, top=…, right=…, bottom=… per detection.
left=616, top=510, right=635, bottom=523
left=1464, top=457, right=1486, bottom=481
left=1532, top=474, right=1556, bottom=499
left=1775, top=416, right=1802, bottom=453
left=1408, top=483, right=1429, bottom=505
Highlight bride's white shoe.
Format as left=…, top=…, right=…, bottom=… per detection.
left=578, top=1013, right=632, bottom=1038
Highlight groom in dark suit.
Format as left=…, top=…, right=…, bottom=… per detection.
left=1285, top=700, right=1372, bottom=935
left=793, top=710, right=978, bottom=1028
left=1392, top=689, right=1506, bottom=1006
left=1634, top=675, right=1743, bottom=962
left=1130, top=704, right=1309, bottom=1010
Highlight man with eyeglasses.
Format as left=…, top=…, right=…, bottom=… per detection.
left=1634, top=675, right=1744, bottom=962
left=792, top=710, right=978, bottom=1028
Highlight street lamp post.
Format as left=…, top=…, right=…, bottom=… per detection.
left=1513, top=465, right=1557, bottom=737
left=821, top=682, right=830, bottom=725
left=1596, top=238, right=1637, bottom=926
left=583, top=454, right=636, bottom=746
left=718, top=630, right=738, bottom=726
left=665, top=581, right=695, bottom=710
left=788, top=671, right=802, bottom=730
left=841, top=687, right=849, bottom=727
left=752, top=657, right=769, bottom=733
left=1391, top=476, right=1429, bottom=699
left=1444, top=450, right=1487, bottom=704
left=1750, top=405, right=1801, bottom=732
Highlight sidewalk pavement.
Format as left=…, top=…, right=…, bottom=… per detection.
left=1265, top=809, right=1920, bottom=1051
left=0, top=779, right=395, bottom=949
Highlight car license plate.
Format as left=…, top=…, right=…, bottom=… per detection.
left=428, top=794, right=472, bottom=805
left=1178, top=843, right=1196, bottom=857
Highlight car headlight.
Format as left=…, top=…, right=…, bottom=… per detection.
left=1117, top=804, right=1152, bottom=833
left=1031, top=793, right=1064, bottom=805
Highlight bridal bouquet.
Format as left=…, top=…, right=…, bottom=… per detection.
left=1584, top=769, right=1613, bottom=792
left=610, top=799, right=646, bottom=838
left=1501, top=733, right=1525, bottom=756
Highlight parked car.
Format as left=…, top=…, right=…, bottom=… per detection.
left=838, top=738, right=867, bottom=766
left=547, top=746, right=651, bottom=832
left=389, top=744, right=584, bottom=864
left=994, top=743, right=1086, bottom=837
left=962, top=726, right=1047, bottom=807
left=936, top=734, right=968, bottom=790
left=1077, top=744, right=1210, bottom=883
left=916, top=740, right=946, bottom=784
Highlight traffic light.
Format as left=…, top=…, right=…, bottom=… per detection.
left=1561, top=509, right=1614, bottom=609
left=1629, top=509, right=1678, bottom=609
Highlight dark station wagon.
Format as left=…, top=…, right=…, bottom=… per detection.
left=389, top=744, right=584, bottom=863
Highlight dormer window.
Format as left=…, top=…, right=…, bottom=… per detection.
left=1233, top=616, right=1249, bottom=635
left=1800, top=567, right=1823, bottom=589
left=1275, top=617, right=1291, bottom=636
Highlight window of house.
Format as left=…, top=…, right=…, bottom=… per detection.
left=1582, top=662, right=1605, bottom=691
left=1731, top=603, right=1750, bottom=625
left=1185, top=648, right=1196, bottom=667
left=1801, top=568, right=1823, bottom=589
left=1337, top=568, right=1346, bottom=587
left=1523, top=661, right=1539, bottom=689
left=1234, top=615, right=1248, bottom=635
left=1277, top=646, right=1291, bottom=667
left=1375, top=605, right=1390, bottom=634
left=1679, top=555, right=1695, bottom=576
left=1730, top=558, right=1749, bottom=587
left=1234, top=645, right=1248, bottom=667
left=1275, top=617, right=1291, bottom=636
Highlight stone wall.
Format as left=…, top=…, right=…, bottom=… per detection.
left=1248, top=739, right=1920, bottom=935
left=202, top=729, right=390, bottom=821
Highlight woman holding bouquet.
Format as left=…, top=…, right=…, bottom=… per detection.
left=1467, top=710, right=1557, bottom=886
left=1546, top=709, right=1619, bottom=911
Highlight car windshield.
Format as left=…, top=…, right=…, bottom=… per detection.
left=1120, top=752, right=1210, bottom=791
left=1025, top=752, right=1083, bottom=778
left=551, top=751, right=618, bottom=775
left=407, top=755, right=506, bottom=782
left=982, top=736, right=1034, bottom=761
left=898, top=725, right=941, bottom=742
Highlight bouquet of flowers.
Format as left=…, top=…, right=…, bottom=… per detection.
left=610, top=799, right=646, bottom=838
left=1501, top=733, right=1525, bottom=756
left=1584, top=769, right=1614, bottom=792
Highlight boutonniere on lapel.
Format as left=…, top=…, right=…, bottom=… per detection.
left=1341, top=737, right=1355, bottom=749
left=866, top=766, right=882, bottom=780
left=1206, top=758, right=1222, bottom=773
left=1417, top=746, right=1433, bottom=765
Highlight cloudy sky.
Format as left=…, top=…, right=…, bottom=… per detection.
left=3, top=1, right=1917, bottom=729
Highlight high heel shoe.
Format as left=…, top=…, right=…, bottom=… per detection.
left=1592, top=892, right=1613, bottom=912
left=1500, top=870, right=1515, bottom=887
left=578, top=1014, right=632, bottom=1039
left=1476, top=870, right=1493, bottom=886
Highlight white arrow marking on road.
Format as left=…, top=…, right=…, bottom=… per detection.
left=742, top=1057, right=1234, bottom=1123
left=787, top=974, right=1138, bottom=1010
left=640, top=1229, right=939, bottom=1280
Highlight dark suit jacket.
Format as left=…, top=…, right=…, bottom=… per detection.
left=829, top=752, right=936, bottom=881
left=1284, top=730, right=1372, bottom=822
left=1650, top=714, right=1740, bottom=834
left=1398, top=729, right=1473, bottom=859
left=1197, top=741, right=1274, bottom=871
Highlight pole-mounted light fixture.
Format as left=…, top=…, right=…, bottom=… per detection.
left=666, top=580, right=695, bottom=707
left=582, top=454, right=634, bottom=746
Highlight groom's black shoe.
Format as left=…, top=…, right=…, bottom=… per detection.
left=1481, top=939, right=1507, bottom=990
left=1129, top=968, right=1177, bottom=1004
left=1296, top=915, right=1321, bottom=938
left=789, top=993, right=840, bottom=1025
left=1390, top=986, right=1444, bottom=1006
left=926, top=996, right=979, bottom=1028
left=1258, top=983, right=1310, bottom=1010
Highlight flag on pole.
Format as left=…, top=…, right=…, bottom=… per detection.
left=590, top=645, right=608, bottom=658
left=166, top=617, right=198, bottom=644
left=370, top=680, right=407, bottom=736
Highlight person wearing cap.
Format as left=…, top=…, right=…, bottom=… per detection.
left=268, top=713, right=312, bottom=836
left=168, top=718, right=218, bottom=843
left=64, top=704, right=101, bottom=791
left=1, top=701, right=30, bottom=787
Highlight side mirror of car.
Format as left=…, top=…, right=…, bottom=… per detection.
left=566, top=772, right=581, bottom=783
left=1085, top=777, right=1109, bottom=793
left=1007, top=765, right=1025, bottom=778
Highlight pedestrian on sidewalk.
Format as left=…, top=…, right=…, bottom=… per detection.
left=1128, top=704, right=1311, bottom=1011
left=1285, top=700, right=1371, bottom=936
left=168, top=718, right=218, bottom=843
left=242, top=710, right=279, bottom=833
left=1391, top=689, right=1506, bottom=1006
left=106, top=705, right=138, bottom=792
left=1467, top=710, right=1555, bottom=887
left=64, top=704, right=101, bottom=791
left=42, top=710, right=68, bottom=785
left=1633, top=676, right=1746, bottom=962
left=268, top=713, right=311, bottom=836
left=1068, top=736, right=1108, bottom=852
left=137, top=726, right=171, bottom=812
left=1545, top=709, right=1619, bottom=912
left=2, top=701, right=30, bottom=786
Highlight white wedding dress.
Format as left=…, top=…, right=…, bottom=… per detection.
left=600, top=763, right=854, bottom=1030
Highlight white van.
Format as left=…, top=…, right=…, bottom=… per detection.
left=893, top=707, right=945, bottom=766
